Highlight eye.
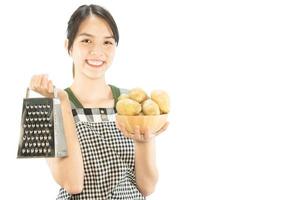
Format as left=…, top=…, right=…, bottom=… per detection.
left=81, top=39, right=92, bottom=43
left=104, top=40, right=113, bottom=45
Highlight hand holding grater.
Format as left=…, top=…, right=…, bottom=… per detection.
left=17, top=87, right=67, bottom=158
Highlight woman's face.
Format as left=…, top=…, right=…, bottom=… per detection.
left=69, top=15, right=116, bottom=80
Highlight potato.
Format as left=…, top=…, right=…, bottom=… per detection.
left=116, top=99, right=141, bottom=116
left=128, top=88, right=148, bottom=103
left=118, top=93, right=129, bottom=101
left=142, top=99, right=160, bottom=115
left=151, top=90, right=170, bottom=114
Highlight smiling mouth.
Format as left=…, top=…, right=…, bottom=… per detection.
left=85, top=59, right=104, bottom=68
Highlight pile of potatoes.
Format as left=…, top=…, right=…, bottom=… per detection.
left=116, top=88, right=170, bottom=116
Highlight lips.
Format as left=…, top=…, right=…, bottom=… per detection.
left=85, top=59, right=104, bottom=68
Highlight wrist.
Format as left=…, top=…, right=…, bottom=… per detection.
left=134, top=138, right=155, bottom=146
left=58, top=90, right=69, bottom=102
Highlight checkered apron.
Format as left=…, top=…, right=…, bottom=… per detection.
left=56, top=85, right=145, bottom=200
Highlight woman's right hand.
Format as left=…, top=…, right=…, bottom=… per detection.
left=29, top=74, right=68, bottom=101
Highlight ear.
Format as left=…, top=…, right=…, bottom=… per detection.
left=64, top=39, right=71, bottom=54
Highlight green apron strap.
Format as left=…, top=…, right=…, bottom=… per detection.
left=109, top=84, right=121, bottom=108
left=65, top=85, right=120, bottom=108
left=64, top=88, right=84, bottom=108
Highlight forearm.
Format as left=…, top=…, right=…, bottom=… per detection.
left=134, top=139, right=158, bottom=196
left=47, top=98, right=84, bottom=193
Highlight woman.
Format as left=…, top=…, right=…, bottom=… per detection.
left=29, top=4, right=169, bottom=200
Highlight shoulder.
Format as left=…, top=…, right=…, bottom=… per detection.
left=109, top=84, right=129, bottom=94
left=109, top=84, right=130, bottom=104
left=119, top=88, right=129, bottom=94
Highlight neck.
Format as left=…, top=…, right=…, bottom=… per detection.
left=70, top=75, right=112, bottom=104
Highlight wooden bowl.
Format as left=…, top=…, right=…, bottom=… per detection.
left=116, top=114, right=168, bottom=134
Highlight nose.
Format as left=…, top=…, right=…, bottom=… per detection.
left=89, top=44, right=105, bottom=57
left=90, top=50, right=97, bottom=55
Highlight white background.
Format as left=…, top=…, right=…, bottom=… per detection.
left=0, top=0, right=299, bottom=199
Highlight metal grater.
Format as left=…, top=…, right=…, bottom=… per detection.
left=17, top=87, right=67, bottom=158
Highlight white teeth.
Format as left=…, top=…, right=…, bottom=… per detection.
left=86, top=59, right=103, bottom=66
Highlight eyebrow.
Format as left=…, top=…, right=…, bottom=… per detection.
left=78, top=33, right=114, bottom=39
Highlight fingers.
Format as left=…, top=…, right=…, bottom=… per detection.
left=129, top=125, right=154, bottom=142
left=134, top=126, right=142, bottom=141
left=29, top=75, right=39, bottom=91
left=117, top=121, right=169, bottom=143
left=143, top=127, right=155, bottom=141
left=117, top=122, right=131, bottom=138
left=41, top=74, right=48, bottom=91
left=156, top=121, right=170, bottom=135
left=115, top=120, right=120, bottom=129
left=29, top=74, right=54, bottom=97
left=30, top=74, right=44, bottom=91
left=117, top=123, right=145, bottom=142
left=48, top=80, right=54, bottom=94
left=35, top=74, right=44, bottom=91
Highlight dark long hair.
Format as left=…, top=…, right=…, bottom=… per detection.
left=66, top=4, right=119, bottom=76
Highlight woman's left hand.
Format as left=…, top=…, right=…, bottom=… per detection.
left=116, top=121, right=169, bottom=143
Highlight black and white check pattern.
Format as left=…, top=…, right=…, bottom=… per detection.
left=56, top=108, right=145, bottom=200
